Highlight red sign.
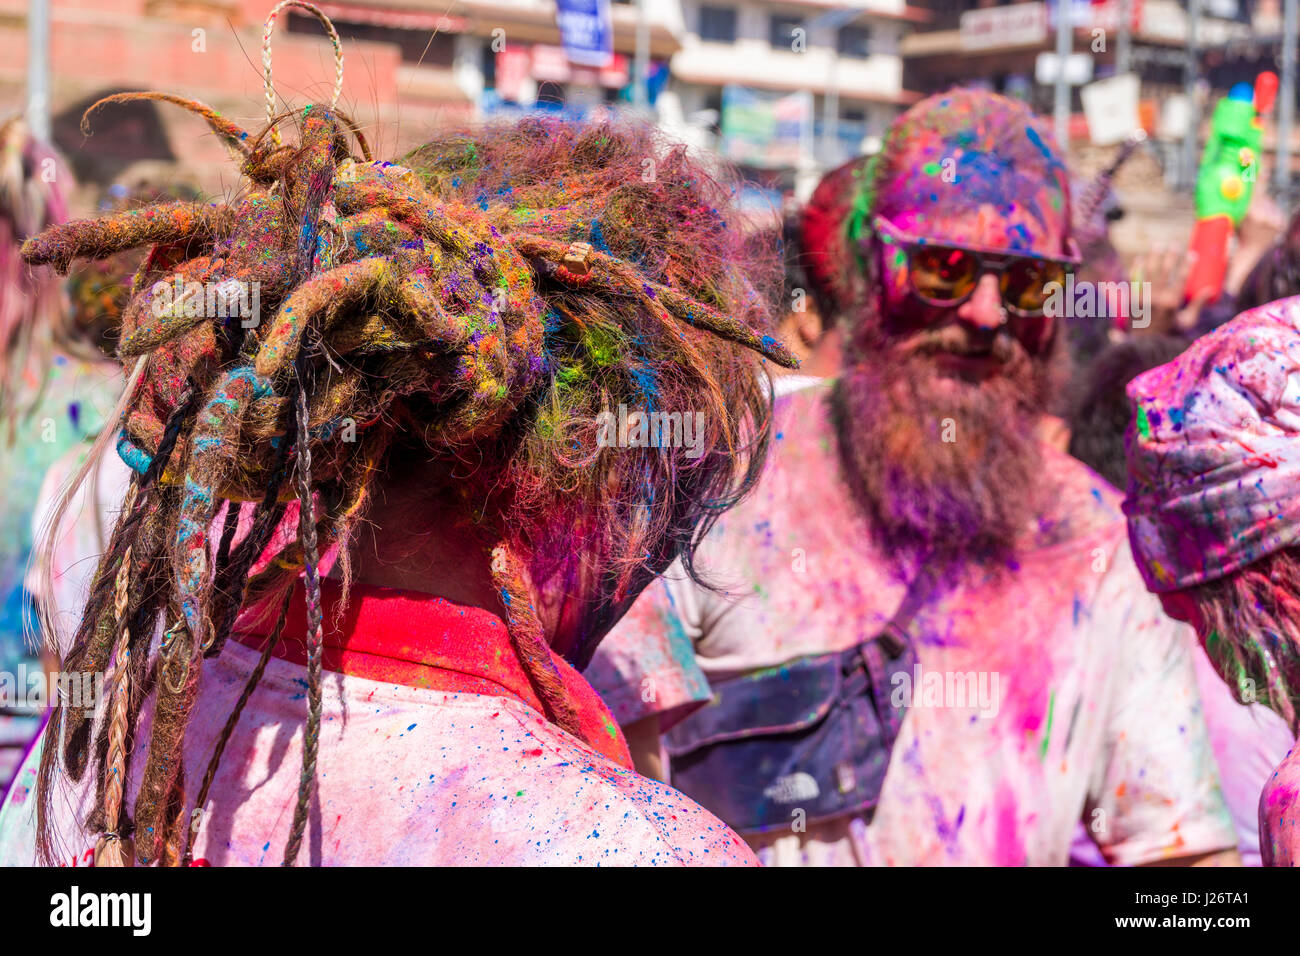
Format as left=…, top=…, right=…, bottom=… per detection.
left=531, top=45, right=573, bottom=84
left=496, top=45, right=533, bottom=102
left=598, top=53, right=628, bottom=88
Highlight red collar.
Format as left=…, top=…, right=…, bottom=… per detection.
left=232, top=579, right=631, bottom=768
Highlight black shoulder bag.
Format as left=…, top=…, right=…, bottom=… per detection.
left=663, top=575, right=927, bottom=836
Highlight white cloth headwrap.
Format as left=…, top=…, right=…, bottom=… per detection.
left=1124, top=296, right=1300, bottom=592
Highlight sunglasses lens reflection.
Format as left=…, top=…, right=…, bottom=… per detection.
left=909, top=246, right=979, bottom=302
left=1001, top=259, right=1065, bottom=313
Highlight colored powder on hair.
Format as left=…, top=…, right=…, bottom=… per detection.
left=1135, top=405, right=1152, bottom=441
left=1025, top=126, right=1052, bottom=161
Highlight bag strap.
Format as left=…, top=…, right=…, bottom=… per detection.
left=875, top=566, right=933, bottom=657
left=860, top=566, right=933, bottom=747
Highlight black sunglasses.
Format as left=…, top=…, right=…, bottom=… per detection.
left=872, top=214, right=1081, bottom=318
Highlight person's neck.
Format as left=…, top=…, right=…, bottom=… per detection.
left=328, top=483, right=503, bottom=615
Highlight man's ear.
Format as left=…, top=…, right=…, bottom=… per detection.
left=796, top=309, right=822, bottom=349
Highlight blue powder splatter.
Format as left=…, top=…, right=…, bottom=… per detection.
left=1025, top=125, right=1053, bottom=160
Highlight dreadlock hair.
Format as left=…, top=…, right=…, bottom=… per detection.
left=24, top=96, right=793, bottom=867
left=1181, top=549, right=1300, bottom=734
left=64, top=182, right=205, bottom=359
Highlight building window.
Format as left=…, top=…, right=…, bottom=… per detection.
left=699, top=5, right=737, bottom=43
left=837, top=25, right=871, bottom=58
left=288, top=11, right=454, bottom=66
left=769, top=13, right=803, bottom=51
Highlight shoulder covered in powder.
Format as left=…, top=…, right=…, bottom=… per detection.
left=1260, top=744, right=1300, bottom=866
left=1028, top=443, right=1126, bottom=549
left=422, top=702, right=759, bottom=866
left=563, top=759, right=761, bottom=867
left=764, top=379, right=838, bottom=471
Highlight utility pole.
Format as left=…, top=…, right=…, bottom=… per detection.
left=1054, top=0, right=1072, bottom=150
left=1182, top=0, right=1201, bottom=192
left=27, top=0, right=51, bottom=141
left=808, top=7, right=864, bottom=171
left=633, top=0, right=649, bottom=110
left=1116, top=0, right=1132, bottom=75
left=1278, top=0, right=1298, bottom=207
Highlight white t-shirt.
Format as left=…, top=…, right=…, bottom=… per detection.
left=3, top=449, right=756, bottom=866
left=587, top=381, right=1237, bottom=865
left=0, top=636, right=757, bottom=867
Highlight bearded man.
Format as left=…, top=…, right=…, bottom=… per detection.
left=589, top=89, right=1239, bottom=866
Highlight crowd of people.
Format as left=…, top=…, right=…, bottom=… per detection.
left=0, top=56, right=1298, bottom=867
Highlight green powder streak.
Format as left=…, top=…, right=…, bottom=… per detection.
left=1040, top=690, right=1056, bottom=761
left=1136, top=405, right=1152, bottom=441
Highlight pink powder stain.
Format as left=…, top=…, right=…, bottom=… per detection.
left=1266, top=781, right=1298, bottom=807
left=991, top=783, right=1025, bottom=866
left=938, top=579, right=1063, bottom=744
left=1018, top=703, right=1045, bottom=736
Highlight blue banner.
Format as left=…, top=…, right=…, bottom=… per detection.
left=555, top=0, right=614, bottom=68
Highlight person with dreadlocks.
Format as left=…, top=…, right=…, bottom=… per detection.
left=0, top=118, right=124, bottom=794
left=585, top=88, right=1239, bottom=866
left=1126, top=296, right=1300, bottom=866
left=0, top=5, right=794, bottom=861
left=1060, top=333, right=1294, bottom=866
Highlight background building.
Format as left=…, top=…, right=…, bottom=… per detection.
left=0, top=0, right=685, bottom=196
left=2, top=0, right=1298, bottom=242
left=665, top=1, right=922, bottom=192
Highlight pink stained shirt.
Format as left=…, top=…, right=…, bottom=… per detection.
left=587, top=380, right=1237, bottom=866
left=0, top=585, right=757, bottom=867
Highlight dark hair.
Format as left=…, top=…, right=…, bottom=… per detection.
left=1235, top=214, right=1300, bottom=314
left=1066, top=335, right=1188, bottom=488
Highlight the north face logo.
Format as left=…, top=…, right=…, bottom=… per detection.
left=763, top=772, right=819, bottom=804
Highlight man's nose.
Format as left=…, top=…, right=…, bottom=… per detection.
left=956, top=274, right=1005, bottom=330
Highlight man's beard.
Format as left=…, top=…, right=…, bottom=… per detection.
left=832, top=322, right=1058, bottom=571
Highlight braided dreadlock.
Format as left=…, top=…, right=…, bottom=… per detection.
left=25, top=87, right=792, bottom=864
